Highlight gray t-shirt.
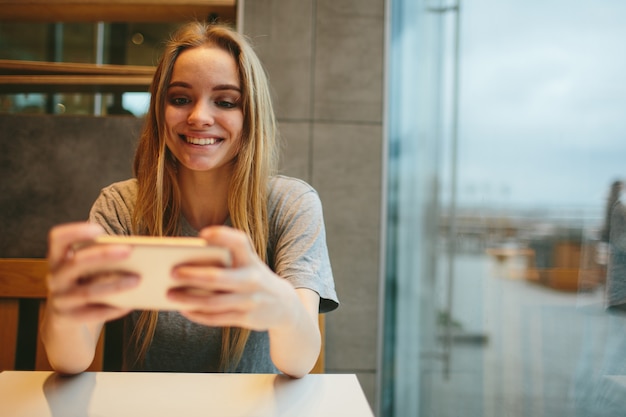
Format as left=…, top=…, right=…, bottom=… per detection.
left=89, top=175, right=338, bottom=373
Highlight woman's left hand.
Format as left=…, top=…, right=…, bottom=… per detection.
left=169, top=226, right=321, bottom=377
left=168, top=226, right=311, bottom=331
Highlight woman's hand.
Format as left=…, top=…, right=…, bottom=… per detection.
left=45, top=222, right=139, bottom=323
left=169, top=226, right=305, bottom=330
left=169, top=226, right=321, bottom=377
left=41, top=222, right=139, bottom=375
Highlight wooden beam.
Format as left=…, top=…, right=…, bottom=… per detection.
left=0, top=75, right=153, bottom=93
left=0, top=59, right=155, bottom=76
left=0, top=1, right=236, bottom=23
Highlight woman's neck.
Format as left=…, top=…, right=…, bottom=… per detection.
left=177, top=168, right=231, bottom=231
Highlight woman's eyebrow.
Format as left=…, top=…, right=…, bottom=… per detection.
left=167, top=81, right=241, bottom=93
left=213, top=84, right=241, bottom=93
left=168, top=81, right=191, bottom=89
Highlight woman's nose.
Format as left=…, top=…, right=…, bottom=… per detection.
left=187, top=101, right=215, bottom=126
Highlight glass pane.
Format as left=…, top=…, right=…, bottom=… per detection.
left=0, top=23, right=49, bottom=61
left=382, top=1, right=626, bottom=416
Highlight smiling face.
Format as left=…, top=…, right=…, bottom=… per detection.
left=164, top=45, right=243, bottom=176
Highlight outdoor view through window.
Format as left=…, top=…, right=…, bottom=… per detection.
left=382, top=1, right=626, bottom=416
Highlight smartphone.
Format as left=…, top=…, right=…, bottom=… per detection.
left=78, top=235, right=231, bottom=311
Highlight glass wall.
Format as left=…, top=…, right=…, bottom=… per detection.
left=381, top=0, right=626, bottom=416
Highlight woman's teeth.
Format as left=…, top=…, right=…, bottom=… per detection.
left=185, top=136, right=219, bottom=145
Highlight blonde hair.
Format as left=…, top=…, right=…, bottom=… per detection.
left=130, top=21, right=278, bottom=371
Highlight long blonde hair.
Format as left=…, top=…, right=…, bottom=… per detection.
left=130, top=21, right=278, bottom=371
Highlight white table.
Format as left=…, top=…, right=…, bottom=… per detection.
left=0, top=371, right=373, bottom=417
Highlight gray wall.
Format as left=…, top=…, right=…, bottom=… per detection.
left=242, top=0, right=385, bottom=407
left=0, top=114, right=141, bottom=257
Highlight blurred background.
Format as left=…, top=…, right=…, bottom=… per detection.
left=2, top=1, right=626, bottom=416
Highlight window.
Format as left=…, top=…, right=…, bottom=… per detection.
left=381, top=1, right=626, bottom=416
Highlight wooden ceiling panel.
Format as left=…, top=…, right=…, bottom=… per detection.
left=0, top=1, right=236, bottom=23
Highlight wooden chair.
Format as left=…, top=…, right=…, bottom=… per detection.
left=0, top=259, right=105, bottom=371
left=0, top=258, right=325, bottom=373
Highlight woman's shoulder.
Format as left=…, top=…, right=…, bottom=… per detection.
left=101, top=178, right=138, bottom=196
left=268, top=175, right=318, bottom=199
left=95, top=178, right=139, bottom=208
left=267, top=175, right=323, bottom=221
left=90, top=179, right=137, bottom=234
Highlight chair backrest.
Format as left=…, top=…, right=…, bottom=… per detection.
left=0, top=258, right=326, bottom=373
left=0, top=258, right=104, bottom=371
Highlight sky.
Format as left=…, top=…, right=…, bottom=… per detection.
left=442, top=0, right=626, bottom=216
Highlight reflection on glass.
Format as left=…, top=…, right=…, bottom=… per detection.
left=382, top=0, right=626, bottom=416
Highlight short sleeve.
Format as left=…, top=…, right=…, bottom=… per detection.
left=267, top=176, right=339, bottom=313
left=88, top=179, right=138, bottom=235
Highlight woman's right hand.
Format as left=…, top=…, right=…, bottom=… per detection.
left=42, top=222, right=139, bottom=374
left=46, top=222, right=139, bottom=323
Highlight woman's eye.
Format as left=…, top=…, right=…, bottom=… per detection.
left=170, top=97, right=190, bottom=106
left=216, top=100, right=238, bottom=109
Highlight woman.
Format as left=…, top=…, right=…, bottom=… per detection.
left=40, top=22, right=338, bottom=378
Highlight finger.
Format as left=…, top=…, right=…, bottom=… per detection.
left=49, top=276, right=139, bottom=314
left=48, top=244, right=134, bottom=293
left=173, top=264, right=263, bottom=294
left=47, top=223, right=105, bottom=271
left=52, top=273, right=139, bottom=310
left=198, top=226, right=256, bottom=267
left=77, top=272, right=140, bottom=295
left=172, top=264, right=224, bottom=289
